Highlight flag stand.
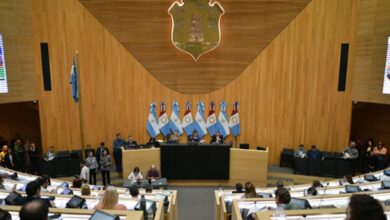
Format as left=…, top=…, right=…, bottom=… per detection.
left=75, top=51, right=86, bottom=160
left=234, top=136, right=238, bottom=148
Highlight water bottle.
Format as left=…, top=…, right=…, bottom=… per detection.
left=140, top=195, right=147, bottom=220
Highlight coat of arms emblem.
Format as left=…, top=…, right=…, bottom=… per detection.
left=168, top=0, right=225, bottom=61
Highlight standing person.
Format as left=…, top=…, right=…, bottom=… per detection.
left=0, top=145, right=8, bottom=166
left=95, top=142, right=106, bottom=169
left=79, top=161, right=89, bottom=184
left=23, top=142, right=31, bottom=173
left=100, top=149, right=112, bottom=186
left=4, top=147, right=15, bottom=169
left=364, top=138, right=375, bottom=172
left=86, top=151, right=98, bottom=185
left=14, top=139, right=24, bottom=171
left=29, top=143, right=40, bottom=174
left=112, top=133, right=125, bottom=177
left=371, top=141, right=388, bottom=170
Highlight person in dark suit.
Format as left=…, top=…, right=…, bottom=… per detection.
left=307, top=145, right=323, bottom=159
left=95, top=142, right=106, bottom=170
left=28, top=143, right=40, bottom=175
left=4, top=147, right=16, bottom=170
left=15, top=181, right=52, bottom=207
left=125, top=135, right=138, bottom=148
left=188, top=131, right=200, bottom=143
left=210, top=131, right=224, bottom=144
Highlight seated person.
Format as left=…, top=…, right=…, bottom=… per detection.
left=129, top=185, right=139, bottom=199
left=36, top=175, right=55, bottom=194
left=128, top=167, right=143, bottom=183
left=44, top=146, right=56, bottom=161
left=294, top=144, right=306, bottom=158
left=210, top=131, right=224, bottom=144
left=19, top=200, right=49, bottom=220
left=126, top=135, right=138, bottom=148
left=72, top=178, right=83, bottom=188
left=343, top=141, right=359, bottom=159
left=146, top=165, right=161, bottom=180
left=274, top=187, right=291, bottom=210
left=81, top=184, right=91, bottom=196
left=242, top=181, right=257, bottom=198
left=232, top=183, right=243, bottom=193
left=306, top=180, right=322, bottom=196
left=346, top=194, right=386, bottom=220
left=15, top=180, right=53, bottom=207
left=307, top=145, right=322, bottom=159
left=276, top=180, right=284, bottom=190
left=188, top=131, right=200, bottom=143
left=94, top=186, right=127, bottom=210
left=342, top=175, right=354, bottom=185
left=168, top=131, right=180, bottom=143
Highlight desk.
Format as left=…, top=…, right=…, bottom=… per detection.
left=122, top=147, right=268, bottom=186
left=161, top=144, right=230, bottom=180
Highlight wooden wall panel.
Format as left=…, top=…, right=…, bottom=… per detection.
left=0, top=0, right=37, bottom=104
left=30, top=0, right=358, bottom=165
left=79, top=0, right=312, bottom=94
left=0, top=102, right=41, bottom=147
left=352, top=0, right=390, bottom=104
left=350, top=102, right=390, bottom=148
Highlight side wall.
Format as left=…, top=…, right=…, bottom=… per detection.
left=30, top=0, right=359, bottom=164
left=352, top=0, right=390, bottom=104
left=0, top=0, right=37, bottom=104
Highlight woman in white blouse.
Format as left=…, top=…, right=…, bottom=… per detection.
left=128, top=166, right=143, bottom=183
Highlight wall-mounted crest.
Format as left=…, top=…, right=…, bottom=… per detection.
left=168, top=0, right=225, bottom=61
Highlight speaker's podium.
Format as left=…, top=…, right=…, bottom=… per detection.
left=122, top=144, right=268, bottom=187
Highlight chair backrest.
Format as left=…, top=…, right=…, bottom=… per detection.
left=282, top=148, right=294, bottom=154
left=57, top=151, right=71, bottom=159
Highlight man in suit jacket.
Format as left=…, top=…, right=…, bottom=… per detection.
left=15, top=180, right=52, bottom=207
left=4, top=148, right=15, bottom=170
left=210, top=131, right=224, bottom=144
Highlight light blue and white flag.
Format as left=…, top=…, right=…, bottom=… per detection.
left=69, top=56, right=78, bottom=103
left=194, top=101, right=208, bottom=137
left=169, top=101, right=183, bottom=135
left=218, top=101, right=230, bottom=137
left=229, top=101, right=240, bottom=137
left=206, top=102, right=219, bottom=136
left=158, top=102, right=171, bottom=136
left=146, top=102, right=160, bottom=138
left=182, top=102, right=195, bottom=135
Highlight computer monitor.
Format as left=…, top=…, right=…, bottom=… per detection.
left=90, top=210, right=119, bottom=220
left=364, top=174, right=378, bottom=182
left=382, top=181, right=390, bottom=190
left=60, top=188, right=73, bottom=195
left=257, top=193, right=272, bottom=198
left=289, top=198, right=312, bottom=209
left=239, top=144, right=249, bottom=149
left=59, top=182, right=69, bottom=188
left=18, top=185, right=26, bottom=192
left=345, top=185, right=362, bottom=193
left=135, top=200, right=157, bottom=216
left=65, top=196, right=85, bottom=209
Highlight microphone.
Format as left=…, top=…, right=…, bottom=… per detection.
left=318, top=182, right=330, bottom=209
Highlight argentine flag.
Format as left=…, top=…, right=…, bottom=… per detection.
left=158, top=102, right=170, bottom=136
left=194, top=101, right=208, bottom=137
left=182, top=102, right=195, bottom=135
left=229, top=101, right=240, bottom=137
left=169, top=101, right=183, bottom=135
left=206, top=102, right=219, bottom=136
left=70, top=56, right=78, bottom=103
left=218, top=101, right=230, bottom=137
left=146, top=103, right=160, bottom=138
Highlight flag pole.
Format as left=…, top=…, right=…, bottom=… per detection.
left=75, top=51, right=86, bottom=160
